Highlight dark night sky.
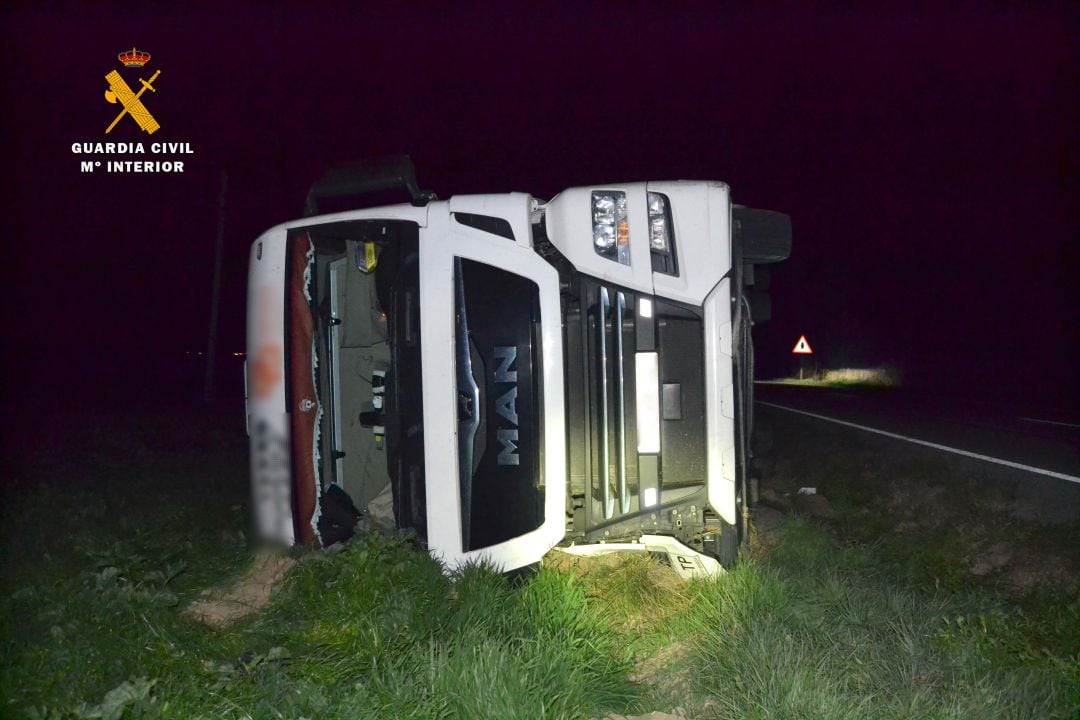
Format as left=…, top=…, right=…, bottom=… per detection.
left=2, top=4, right=1076, bottom=417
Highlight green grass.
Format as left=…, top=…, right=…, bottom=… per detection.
left=2, top=404, right=1077, bottom=718
left=0, top=406, right=638, bottom=719
left=684, top=521, right=1078, bottom=719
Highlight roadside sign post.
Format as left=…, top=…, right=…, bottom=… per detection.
left=792, top=335, right=813, bottom=379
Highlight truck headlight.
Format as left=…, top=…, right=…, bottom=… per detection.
left=647, top=192, right=670, bottom=253
left=647, top=192, right=677, bottom=275
left=593, top=191, right=631, bottom=265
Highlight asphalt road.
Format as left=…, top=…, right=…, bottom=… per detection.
left=753, top=383, right=1080, bottom=484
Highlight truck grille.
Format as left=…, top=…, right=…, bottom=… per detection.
left=564, top=277, right=707, bottom=537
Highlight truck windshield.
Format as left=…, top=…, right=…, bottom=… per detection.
left=454, top=257, right=544, bottom=552
left=288, top=221, right=426, bottom=540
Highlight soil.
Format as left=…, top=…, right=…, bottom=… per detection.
left=793, top=492, right=837, bottom=520
left=545, top=549, right=689, bottom=594
left=184, top=550, right=297, bottom=630
left=629, top=641, right=693, bottom=687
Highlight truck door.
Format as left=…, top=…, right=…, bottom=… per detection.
left=418, top=207, right=567, bottom=572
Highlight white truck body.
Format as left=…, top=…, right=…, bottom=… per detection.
left=246, top=158, right=789, bottom=573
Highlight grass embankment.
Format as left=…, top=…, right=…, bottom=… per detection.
left=1, top=405, right=1077, bottom=718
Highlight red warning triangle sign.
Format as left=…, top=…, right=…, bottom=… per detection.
left=792, top=335, right=813, bottom=354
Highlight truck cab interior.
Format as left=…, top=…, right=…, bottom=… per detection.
left=286, top=220, right=425, bottom=546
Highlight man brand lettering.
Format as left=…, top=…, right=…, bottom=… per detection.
left=497, top=429, right=519, bottom=466
left=493, top=346, right=520, bottom=466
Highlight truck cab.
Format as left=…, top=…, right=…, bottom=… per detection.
left=246, top=157, right=790, bottom=573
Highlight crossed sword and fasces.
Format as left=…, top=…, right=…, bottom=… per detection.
left=104, top=69, right=160, bottom=134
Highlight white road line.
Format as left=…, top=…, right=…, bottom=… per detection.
left=756, top=400, right=1080, bottom=485
left=1018, top=416, right=1080, bottom=429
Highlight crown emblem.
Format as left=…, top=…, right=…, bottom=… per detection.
left=118, top=47, right=151, bottom=68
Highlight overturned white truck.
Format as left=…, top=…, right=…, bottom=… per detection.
left=246, top=157, right=790, bottom=574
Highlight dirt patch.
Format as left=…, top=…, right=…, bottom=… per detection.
left=970, top=542, right=1014, bottom=576
left=752, top=504, right=788, bottom=534
left=629, top=641, right=693, bottom=686
left=758, top=487, right=793, bottom=513
left=793, top=492, right=836, bottom=520
left=627, top=642, right=720, bottom=720
left=1004, top=547, right=1079, bottom=594
left=545, top=549, right=640, bottom=577
left=885, top=481, right=951, bottom=531
left=748, top=504, right=789, bottom=556
left=968, top=541, right=1079, bottom=593
left=184, top=550, right=297, bottom=630
left=758, top=486, right=838, bottom=522
left=545, top=549, right=687, bottom=593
